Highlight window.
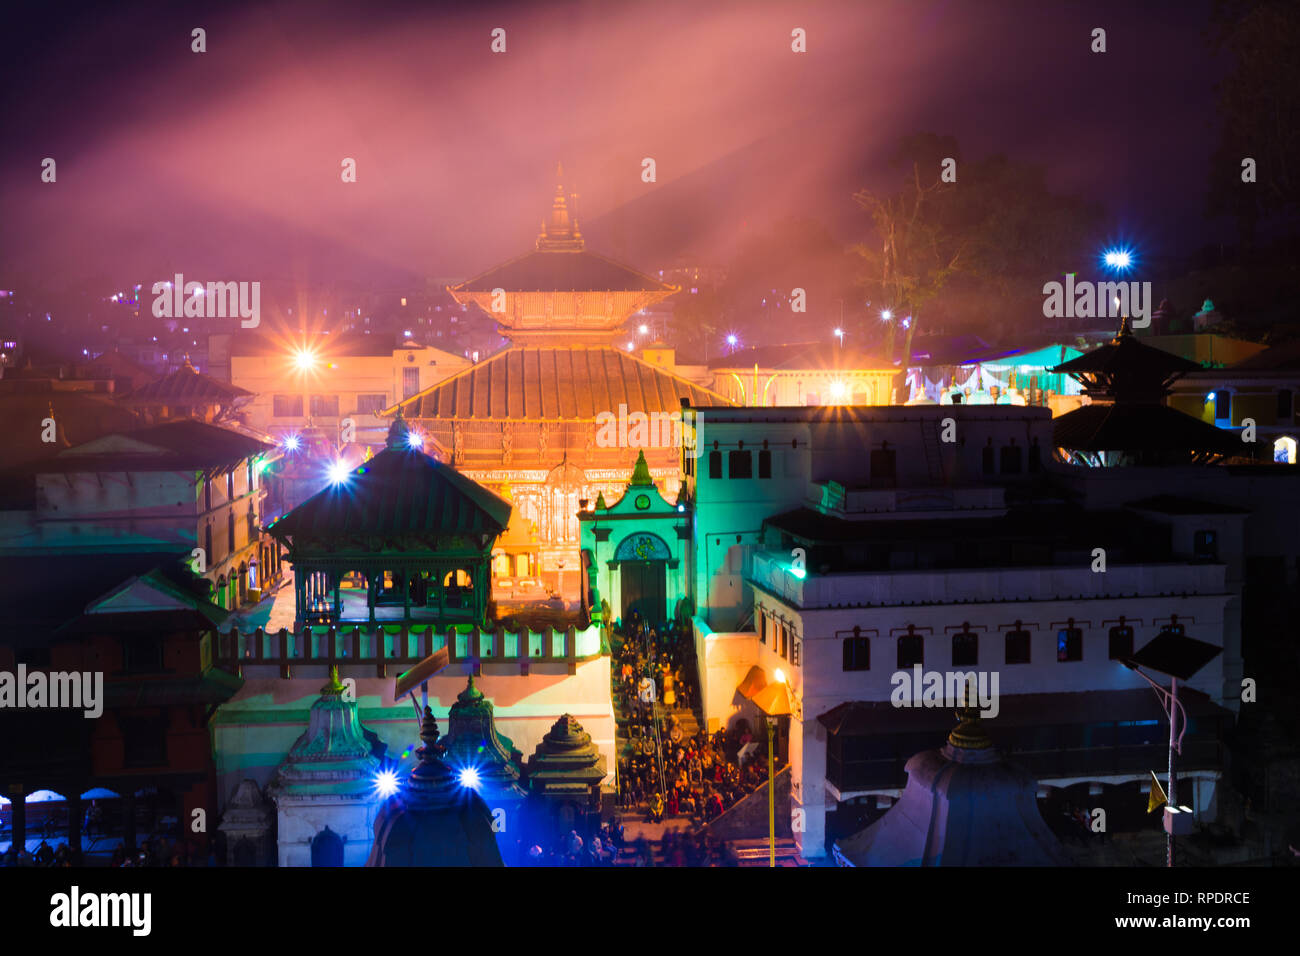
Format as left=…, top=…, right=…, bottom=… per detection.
left=247, top=505, right=257, bottom=541
left=356, top=393, right=387, bottom=414
left=779, top=622, right=789, bottom=659
left=729, top=450, right=752, bottom=479
left=758, top=449, right=772, bottom=479
left=310, top=394, right=340, bottom=417
left=204, top=479, right=211, bottom=512
left=402, top=367, right=420, bottom=399
left=982, top=441, right=995, bottom=475
left=228, top=512, right=236, bottom=555
left=708, top=450, right=722, bottom=479
left=870, top=448, right=897, bottom=488
left=1028, top=438, right=1042, bottom=473
left=227, top=471, right=234, bottom=499
left=1004, top=628, right=1031, bottom=665
left=1194, top=530, right=1218, bottom=561
left=1278, top=389, right=1294, bottom=422
left=999, top=444, right=1023, bottom=474
left=843, top=635, right=870, bottom=671
left=204, top=524, right=213, bottom=560
left=897, top=632, right=924, bottom=668
left=759, top=613, right=766, bottom=645
left=1057, top=627, right=1082, bottom=662
left=791, top=637, right=801, bottom=666
left=273, top=394, right=303, bottom=417
left=1108, top=625, right=1134, bottom=660
left=951, top=629, right=978, bottom=667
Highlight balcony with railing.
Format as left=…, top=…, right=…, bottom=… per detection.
left=214, top=621, right=605, bottom=678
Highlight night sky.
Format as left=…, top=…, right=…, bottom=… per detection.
left=0, top=0, right=1221, bottom=288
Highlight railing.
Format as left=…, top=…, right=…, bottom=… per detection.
left=214, top=622, right=605, bottom=678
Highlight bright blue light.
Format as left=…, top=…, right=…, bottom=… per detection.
left=283, top=433, right=301, bottom=452
left=327, top=460, right=353, bottom=485
left=786, top=566, right=806, bottom=580
left=372, top=769, right=400, bottom=798
left=880, top=309, right=892, bottom=322
left=1101, top=246, right=1135, bottom=273
left=407, top=431, right=424, bottom=450
left=458, top=766, right=482, bottom=790
left=726, top=334, right=738, bottom=347
left=1206, top=392, right=1216, bottom=402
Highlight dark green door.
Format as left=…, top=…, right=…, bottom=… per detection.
left=621, top=560, right=666, bottom=623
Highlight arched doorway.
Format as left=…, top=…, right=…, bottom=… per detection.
left=615, top=532, right=671, bottom=623
left=310, top=826, right=344, bottom=867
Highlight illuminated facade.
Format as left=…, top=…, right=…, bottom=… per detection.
left=392, top=169, right=731, bottom=600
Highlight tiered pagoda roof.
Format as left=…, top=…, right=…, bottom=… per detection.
left=1053, top=318, right=1201, bottom=402
left=1052, top=318, right=1240, bottom=463
left=392, top=166, right=732, bottom=420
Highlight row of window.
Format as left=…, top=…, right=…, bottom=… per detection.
left=271, top=394, right=390, bottom=418
left=840, top=623, right=1179, bottom=671
left=707, top=448, right=774, bottom=480
left=758, top=613, right=801, bottom=665
left=982, top=439, right=1042, bottom=476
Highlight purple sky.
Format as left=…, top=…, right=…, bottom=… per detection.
left=0, top=0, right=1222, bottom=288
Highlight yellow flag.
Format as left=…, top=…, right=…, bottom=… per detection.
left=1147, top=772, right=1168, bottom=813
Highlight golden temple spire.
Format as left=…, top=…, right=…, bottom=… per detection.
left=537, top=162, right=584, bottom=252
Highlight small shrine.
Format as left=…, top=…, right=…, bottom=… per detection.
left=442, top=674, right=528, bottom=807
left=266, top=408, right=512, bottom=627
left=367, top=707, right=504, bottom=867
left=832, top=705, right=1070, bottom=867
left=524, top=713, right=607, bottom=843
left=268, top=667, right=384, bottom=866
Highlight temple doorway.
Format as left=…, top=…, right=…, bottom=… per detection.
left=621, top=560, right=666, bottom=623
left=310, top=826, right=344, bottom=867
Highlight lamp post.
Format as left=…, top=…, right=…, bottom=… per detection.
left=751, top=670, right=795, bottom=867
left=1121, top=619, right=1221, bottom=867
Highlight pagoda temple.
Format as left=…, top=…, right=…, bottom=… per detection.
left=367, top=707, right=503, bottom=866
left=392, top=166, right=732, bottom=600
left=1052, top=318, right=1240, bottom=466
left=832, top=705, right=1071, bottom=867
left=266, top=409, right=511, bottom=627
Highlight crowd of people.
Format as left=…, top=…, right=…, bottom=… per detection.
left=612, top=612, right=774, bottom=826
left=512, top=820, right=731, bottom=867
left=1, top=835, right=212, bottom=867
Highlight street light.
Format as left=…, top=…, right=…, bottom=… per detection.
left=293, top=348, right=317, bottom=372
left=751, top=671, right=796, bottom=867
left=880, top=309, right=892, bottom=322
left=833, top=327, right=844, bottom=348
left=1121, top=619, right=1222, bottom=867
